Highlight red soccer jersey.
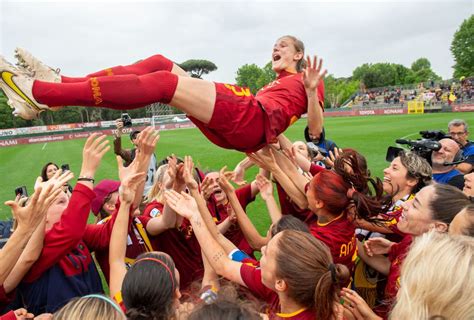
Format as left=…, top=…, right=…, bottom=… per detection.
left=276, top=183, right=311, bottom=221
left=309, top=213, right=356, bottom=272
left=143, top=201, right=204, bottom=290
left=386, top=235, right=412, bottom=303
left=309, top=163, right=325, bottom=176
left=240, top=264, right=316, bottom=319
left=207, top=184, right=256, bottom=256
left=256, top=70, right=324, bottom=144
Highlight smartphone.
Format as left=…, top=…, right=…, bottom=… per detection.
left=14, top=186, right=28, bottom=197
left=61, top=164, right=70, bottom=172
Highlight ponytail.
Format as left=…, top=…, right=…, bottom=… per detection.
left=314, top=263, right=350, bottom=320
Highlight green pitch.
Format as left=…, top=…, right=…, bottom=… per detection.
left=1, top=113, right=473, bottom=235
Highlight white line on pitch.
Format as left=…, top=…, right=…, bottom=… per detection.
left=41, top=143, right=47, bottom=150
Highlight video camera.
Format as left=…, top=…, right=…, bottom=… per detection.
left=386, top=130, right=450, bottom=164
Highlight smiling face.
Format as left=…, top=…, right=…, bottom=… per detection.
left=383, top=157, right=417, bottom=199
left=271, top=36, right=304, bottom=74
left=397, top=185, right=436, bottom=235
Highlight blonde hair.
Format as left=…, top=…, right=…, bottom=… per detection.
left=53, top=295, right=125, bottom=320
left=390, top=231, right=474, bottom=319
left=144, top=164, right=168, bottom=204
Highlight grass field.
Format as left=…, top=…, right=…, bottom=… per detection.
left=1, top=112, right=473, bottom=234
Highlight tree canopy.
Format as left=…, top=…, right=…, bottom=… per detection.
left=179, top=59, right=218, bottom=79
left=451, top=15, right=474, bottom=78
left=235, top=62, right=276, bottom=95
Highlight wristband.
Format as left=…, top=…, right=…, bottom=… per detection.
left=77, top=177, right=95, bottom=183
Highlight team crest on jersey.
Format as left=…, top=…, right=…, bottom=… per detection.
left=149, top=208, right=161, bottom=218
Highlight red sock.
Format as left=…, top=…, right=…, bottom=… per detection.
left=60, top=54, right=174, bottom=83
left=33, top=71, right=178, bottom=109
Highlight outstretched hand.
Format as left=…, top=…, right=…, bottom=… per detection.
left=5, top=182, right=64, bottom=231
left=164, top=190, right=198, bottom=220
left=339, top=288, right=382, bottom=320
left=135, top=126, right=160, bottom=158
left=303, top=55, right=327, bottom=93
left=34, top=169, right=74, bottom=193
left=247, top=146, right=279, bottom=172
left=119, top=172, right=146, bottom=204
left=364, top=237, right=394, bottom=257
left=218, top=166, right=236, bottom=194
left=80, top=133, right=110, bottom=177
left=183, top=156, right=199, bottom=191
left=255, top=174, right=273, bottom=201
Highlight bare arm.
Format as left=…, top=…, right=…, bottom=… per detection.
left=304, top=55, right=326, bottom=138
left=3, top=219, right=46, bottom=293
left=165, top=190, right=245, bottom=287
left=219, top=170, right=269, bottom=251
left=109, top=172, right=145, bottom=297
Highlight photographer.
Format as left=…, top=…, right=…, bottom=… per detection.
left=431, top=138, right=464, bottom=190
left=304, top=126, right=337, bottom=167
left=448, top=119, right=474, bottom=174
left=114, top=117, right=157, bottom=196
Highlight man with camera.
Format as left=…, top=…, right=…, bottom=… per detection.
left=114, top=114, right=157, bottom=196
left=448, top=119, right=474, bottom=174
left=431, top=138, right=464, bottom=190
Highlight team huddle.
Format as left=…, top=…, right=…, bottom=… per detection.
left=0, top=36, right=473, bottom=320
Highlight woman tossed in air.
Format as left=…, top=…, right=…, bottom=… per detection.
left=0, top=36, right=325, bottom=152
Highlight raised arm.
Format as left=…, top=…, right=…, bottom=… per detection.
left=24, top=133, right=109, bottom=282
left=248, top=147, right=308, bottom=209
left=165, top=190, right=245, bottom=287
left=255, top=174, right=282, bottom=224
left=109, top=171, right=146, bottom=297
left=218, top=169, right=268, bottom=251
left=0, top=181, right=63, bottom=286
left=304, top=55, right=326, bottom=139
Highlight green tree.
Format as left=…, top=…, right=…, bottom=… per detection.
left=179, top=59, right=217, bottom=79
left=235, top=62, right=276, bottom=95
left=324, top=75, right=360, bottom=108
left=407, top=58, right=441, bottom=83
left=451, top=15, right=474, bottom=78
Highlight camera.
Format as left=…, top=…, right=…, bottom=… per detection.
left=386, top=130, right=448, bottom=164
left=14, top=186, right=28, bottom=197
left=121, top=113, right=133, bottom=127
left=61, top=164, right=70, bottom=172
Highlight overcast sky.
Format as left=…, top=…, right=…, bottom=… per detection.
left=1, top=0, right=472, bottom=83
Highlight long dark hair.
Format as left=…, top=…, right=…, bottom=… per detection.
left=275, top=230, right=350, bottom=319
left=40, top=162, right=58, bottom=182
left=122, top=252, right=177, bottom=320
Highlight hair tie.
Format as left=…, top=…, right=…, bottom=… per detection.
left=346, top=187, right=356, bottom=199
left=328, top=263, right=337, bottom=283
left=135, top=258, right=175, bottom=291
left=83, top=294, right=124, bottom=315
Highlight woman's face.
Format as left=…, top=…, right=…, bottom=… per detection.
left=260, top=233, right=280, bottom=291
left=397, top=185, right=435, bottom=235
left=463, top=172, right=474, bottom=197
left=293, top=141, right=310, bottom=159
left=383, top=157, right=415, bottom=197
left=46, top=164, right=58, bottom=180
left=45, top=192, right=69, bottom=232
left=271, top=37, right=302, bottom=73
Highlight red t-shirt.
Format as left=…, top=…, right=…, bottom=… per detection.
left=309, top=213, right=356, bottom=272
left=276, top=183, right=311, bottom=221
left=142, top=201, right=204, bottom=290
left=240, top=264, right=316, bottom=319
left=256, top=70, right=324, bottom=144
left=207, top=184, right=256, bottom=256
left=309, top=163, right=325, bottom=176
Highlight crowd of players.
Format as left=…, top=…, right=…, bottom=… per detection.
left=0, top=115, right=473, bottom=320
left=0, top=36, right=473, bottom=319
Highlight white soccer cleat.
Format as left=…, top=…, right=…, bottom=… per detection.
left=0, top=55, right=50, bottom=120
left=14, top=47, right=61, bottom=83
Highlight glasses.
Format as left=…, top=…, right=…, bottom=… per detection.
left=449, top=131, right=466, bottom=136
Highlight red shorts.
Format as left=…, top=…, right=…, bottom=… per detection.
left=188, top=83, right=267, bottom=153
